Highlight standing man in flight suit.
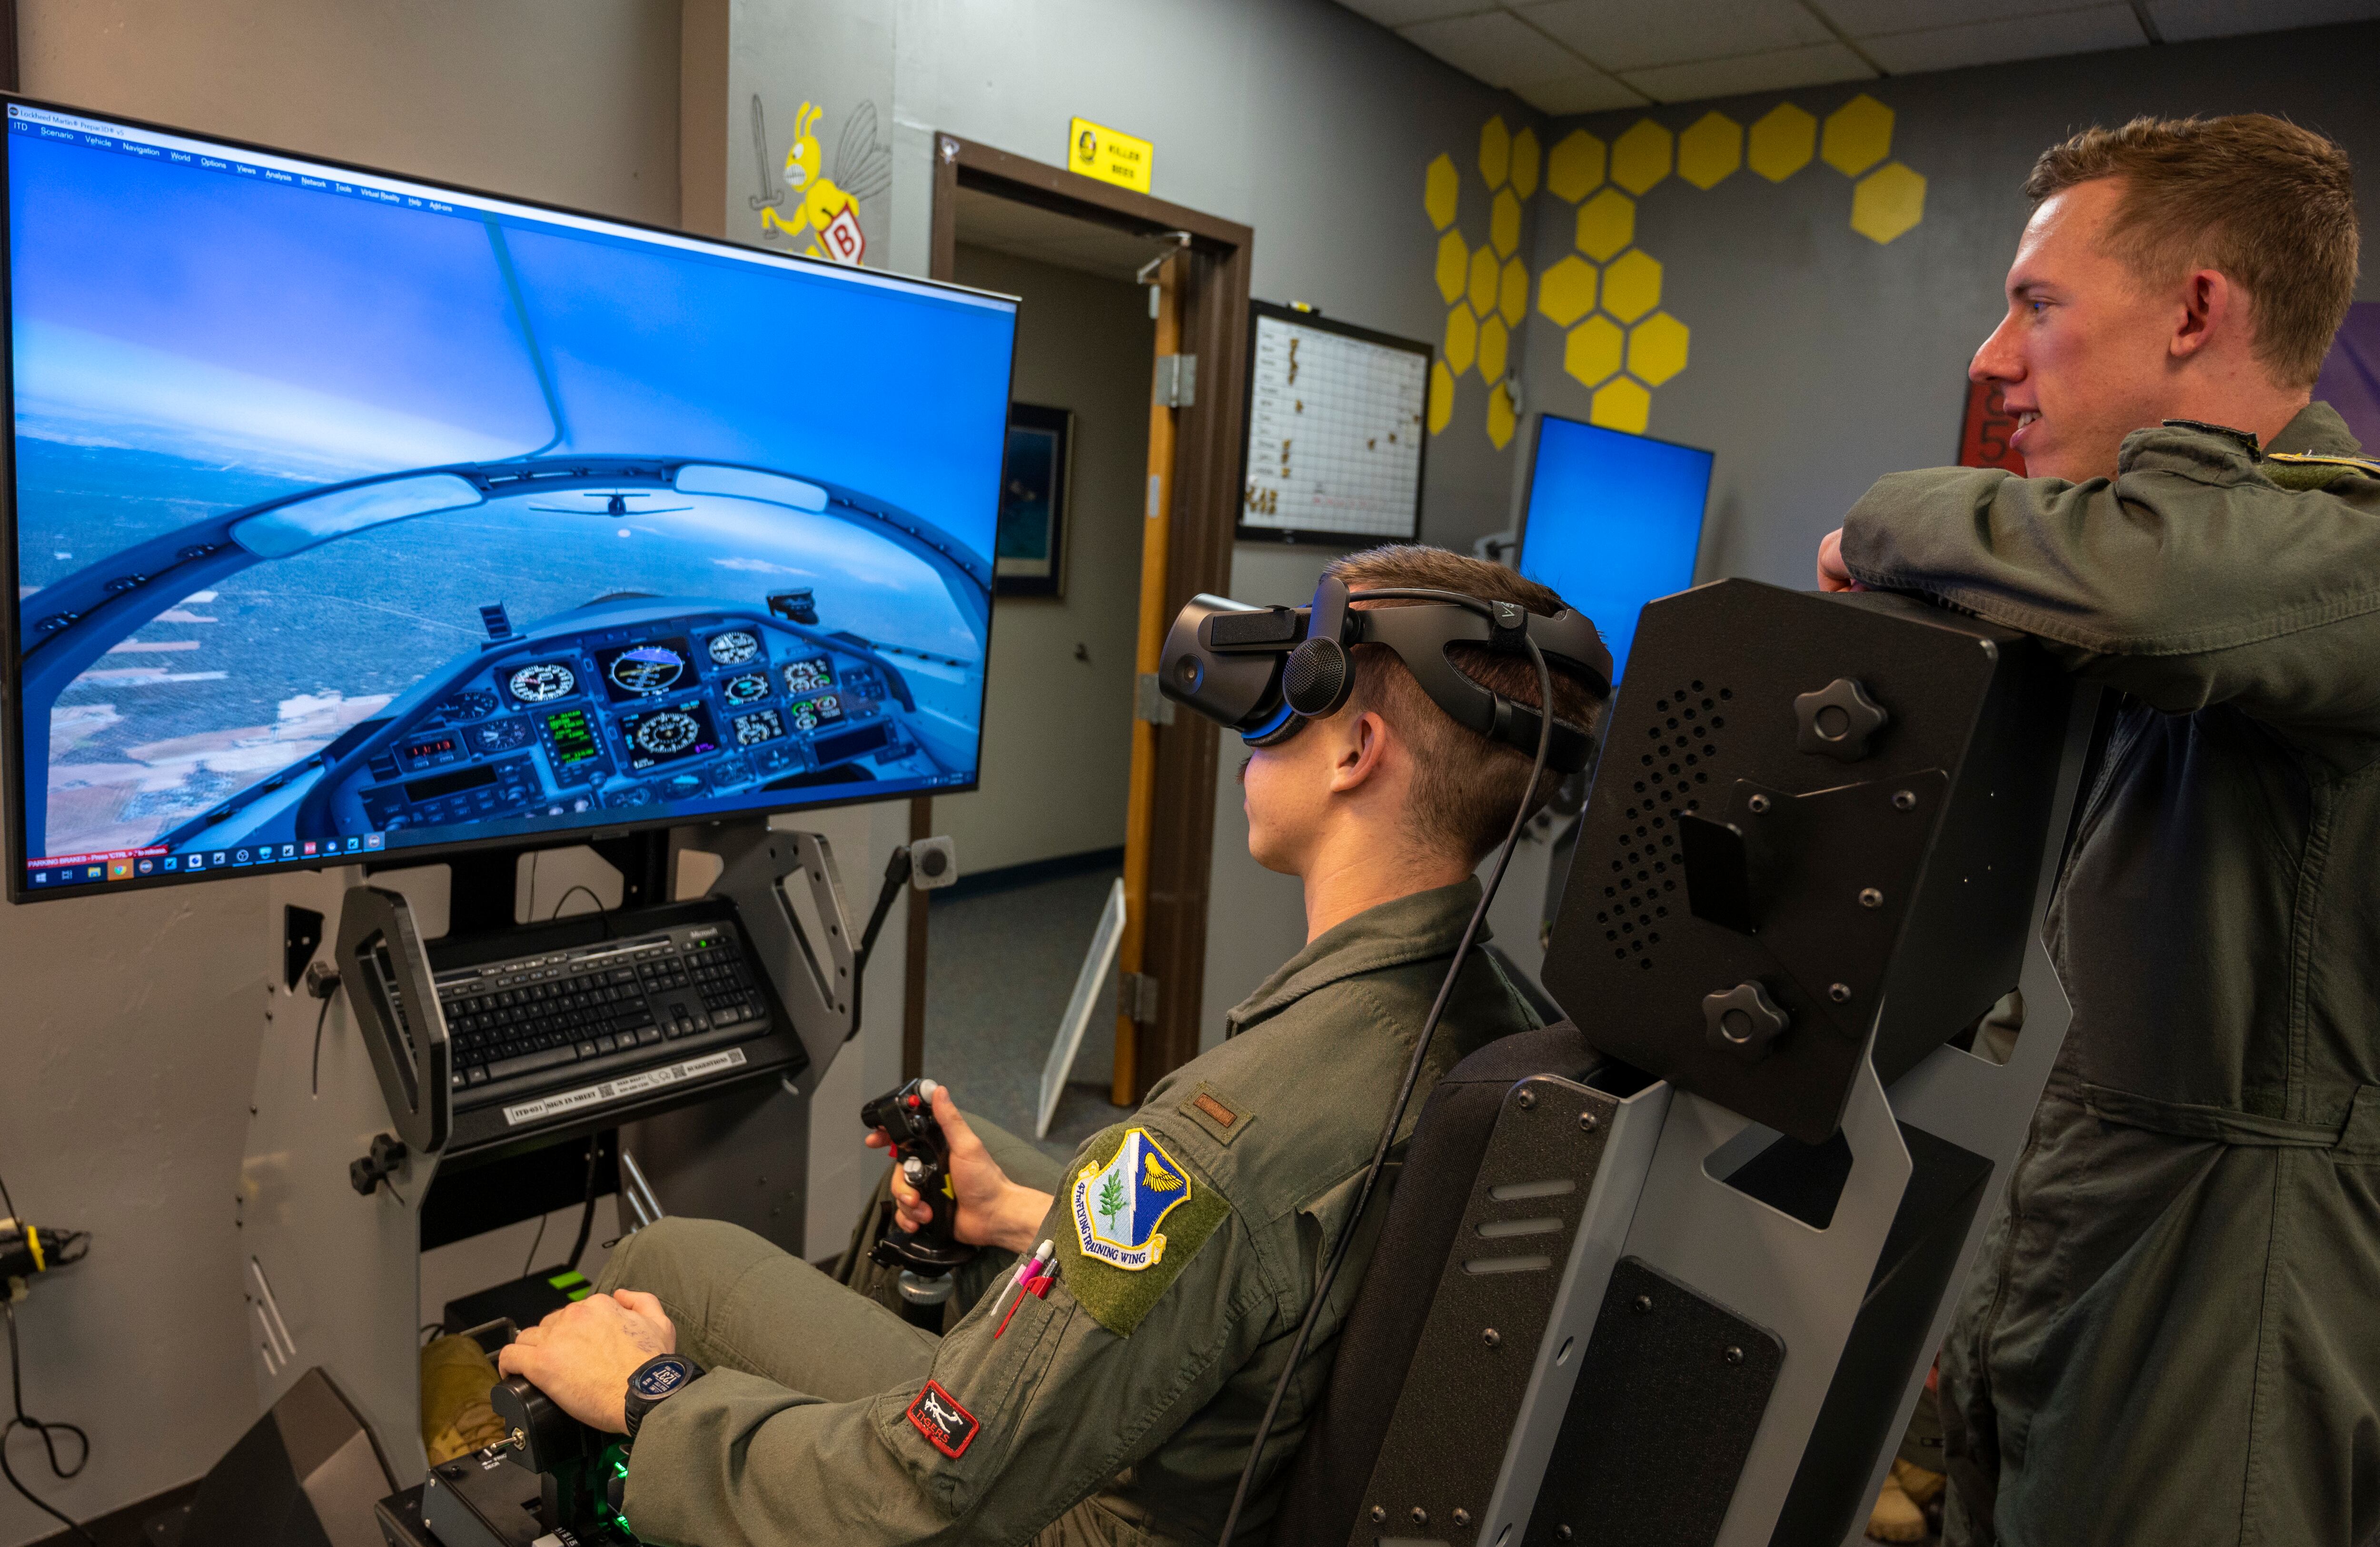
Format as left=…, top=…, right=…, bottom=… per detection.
left=1819, top=115, right=2380, bottom=1545
left=497, top=545, right=1608, bottom=1546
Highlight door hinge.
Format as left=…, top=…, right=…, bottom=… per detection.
left=1154, top=354, right=1198, bottom=408
left=1119, top=971, right=1161, bottom=1025
left=1134, top=672, right=1177, bottom=724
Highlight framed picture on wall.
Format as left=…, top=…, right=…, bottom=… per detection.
left=996, top=402, right=1073, bottom=597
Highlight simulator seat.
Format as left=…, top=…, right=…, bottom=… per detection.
left=1267, top=580, right=2102, bottom=1547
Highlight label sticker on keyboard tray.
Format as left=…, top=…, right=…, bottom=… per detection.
left=502, top=1048, right=749, bottom=1127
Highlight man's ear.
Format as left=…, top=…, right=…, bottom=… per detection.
left=2170, top=268, right=2234, bottom=362
left=1326, top=709, right=1393, bottom=795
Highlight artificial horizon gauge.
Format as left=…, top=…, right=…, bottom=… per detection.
left=607, top=643, right=687, bottom=696
left=508, top=662, right=577, bottom=703
left=708, top=630, right=761, bottom=665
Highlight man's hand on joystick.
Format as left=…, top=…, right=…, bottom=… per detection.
left=864, top=1082, right=1053, bottom=1257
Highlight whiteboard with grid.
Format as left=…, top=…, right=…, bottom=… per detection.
left=1240, top=310, right=1428, bottom=541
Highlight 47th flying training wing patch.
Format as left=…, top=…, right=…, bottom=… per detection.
left=1059, top=1126, right=1230, bottom=1336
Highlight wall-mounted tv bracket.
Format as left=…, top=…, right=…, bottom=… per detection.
left=335, top=885, right=453, bottom=1188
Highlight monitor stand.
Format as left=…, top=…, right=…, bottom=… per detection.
left=436, top=830, right=674, bottom=940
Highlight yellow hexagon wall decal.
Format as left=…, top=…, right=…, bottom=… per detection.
left=1628, top=312, right=1690, bottom=385
left=1748, top=103, right=1816, bottom=182
left=1822, top=94, right=1893, bottom=177
left=1678, top=112, right=1741, bottom=190
left=1547, top=129, right=1606, bottom=203
left=1511, top=127, right=1541, bottom=199
left=1498, top=257, right=1531, bottom=327
left=1577, top=188, right=1635, bottom=262
left=1445, top=305, right=1478, bottom=376
left=1480, top=116, right=1512, bottom=191
left=1537, top=255, right=1597, bottom=327
left=1601, top=249, right=1663, bottom=324
left=1479, top=315, right=1509, bottom=385
left=1468, top=246, right=1500, bottom=316
left=1424, top=153, right=1460, bottom=232
left=1436, top=229, right=1468, bottom=304
left=1565, top=315, right=1624, bottom=387
left=1592, top=376, right=1652, bottom=434
left=1852, top=162, right=1927, bottom=244
left=1486, top=382, right=1517, bottom=450
left=1490, top=188, right=1522, bottom=259
left=1613, top=119, right=1673, bottom=195
left=1428, top=360, right=1454, bottom=435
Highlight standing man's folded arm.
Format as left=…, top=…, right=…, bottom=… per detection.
left=1840, top=440, right=2380, bottom=743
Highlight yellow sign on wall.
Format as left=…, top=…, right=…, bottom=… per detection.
left=1069, top=118, right=1152, bottom=194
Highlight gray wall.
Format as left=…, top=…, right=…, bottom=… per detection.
left=1518, top=20, right=2380, bottom=595
left=930, top=246, right=1150, bottom=875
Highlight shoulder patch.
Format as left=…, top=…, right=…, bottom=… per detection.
left=1058, top=1126, right=1230, bottom=1336
left=2265, top=450, right=2380, bottom=491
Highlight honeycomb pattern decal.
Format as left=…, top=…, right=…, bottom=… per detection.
left=1424, top=116, right=1539, bottom=449
left=1425, top=93, right=1922, bottom=445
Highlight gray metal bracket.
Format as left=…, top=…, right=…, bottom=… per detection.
left=702, top=824, right=863, bottom=1076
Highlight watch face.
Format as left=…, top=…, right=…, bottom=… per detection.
left=630, top=1355, right=695, bottom=1401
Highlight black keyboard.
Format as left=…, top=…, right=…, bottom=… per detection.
left=434, top=919, right=770, bottom=1096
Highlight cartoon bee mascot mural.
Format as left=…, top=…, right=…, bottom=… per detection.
left=752, top=95, right=893, bottom=265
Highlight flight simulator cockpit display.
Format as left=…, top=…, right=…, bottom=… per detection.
left=3, top=99, right=1018, bottom=899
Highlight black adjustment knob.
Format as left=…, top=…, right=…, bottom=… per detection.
left=1704, top=981, right=1790, bottom=1061
left=1794, top=678, right=1889, bottom=761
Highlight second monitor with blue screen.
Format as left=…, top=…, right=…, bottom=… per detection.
left=1516, top=415, right=1713, bottom=681
left=5, top=96, right=1018, bottom=901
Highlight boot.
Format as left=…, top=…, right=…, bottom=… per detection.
left=1866, top=1471, right=1926, bottom=1543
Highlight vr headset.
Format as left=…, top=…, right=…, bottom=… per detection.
left=1158, top=575, right=1613, bottom=773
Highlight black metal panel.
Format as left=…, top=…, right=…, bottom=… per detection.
left=1523, top=1258, right=1784, bottom=1547
left=1542, top=581, right=2066, bottom=1142
left=1765, top=1123, right=1993, bottom=1547
left=1349, top=1076, right=1617, bottom=1547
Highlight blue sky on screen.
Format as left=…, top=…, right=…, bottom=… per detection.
left=1517, top=415, right=1712, bottom=680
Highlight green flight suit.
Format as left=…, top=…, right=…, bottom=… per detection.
left=1839, top=404, right=2380, bottom=1547
left=595, top=878, right=1537, bottom=1546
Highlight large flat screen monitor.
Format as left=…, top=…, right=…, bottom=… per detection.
left=1516, top=414, right=1712, bottom=681
left=3, top=97, right=1017, bottom=901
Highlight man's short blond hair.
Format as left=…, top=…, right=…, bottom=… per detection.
left=2025, top=114, right=2357, bottom=388
left=1324, top=544, right=1607, bottom=865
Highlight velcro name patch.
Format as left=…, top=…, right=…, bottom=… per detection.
left=905, top=1379, right=979, bottom=1458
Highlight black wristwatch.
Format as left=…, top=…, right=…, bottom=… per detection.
left=622, top=1353, right=705, bottom=1441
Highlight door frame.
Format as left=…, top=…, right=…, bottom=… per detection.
left=915, top=131, right=1252, bottom=1099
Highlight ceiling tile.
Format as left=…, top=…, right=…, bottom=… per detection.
left=1812, top=0, right=2093, bottom=35
left=1512, top=69, right=1654, bottom=112
left=1862, top=5, right=2145, bottom=72
left=2145, top=0, right=2380, bottom=40
left=1399, top=10, right=1589, bottom=87
left=1514, top=0, right=1833, bottom=71
left=1619, top=41, right=1874, bottom=101
left=1335, top=0, right=1502, bottom=30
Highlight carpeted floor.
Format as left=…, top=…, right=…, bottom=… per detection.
left=921, top=857, right=1133, bottom=1162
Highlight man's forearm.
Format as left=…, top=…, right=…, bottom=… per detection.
left=991, top=1185, right=1056, bottom=1255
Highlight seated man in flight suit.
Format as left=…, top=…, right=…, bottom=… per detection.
left=497, top=544, right=1609, bottom=1546
left=1819, top=115, right=2380, bottom=1546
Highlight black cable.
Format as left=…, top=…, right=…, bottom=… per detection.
left=309, top=993, right=334, bottom=1097
left=845, top=847, right=914, bottom=1043
left=3, top=1300, right=96, bottom=1546
left=0, top=1158, right=17, bottom=1222
left=565, top=1136, right=603, bottom=1271
left=1215, top=633, right=1557, bottom=1546
left=550, top=885, right=606, bottom=920
left=519, top=1212, right=549, bottom=1280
